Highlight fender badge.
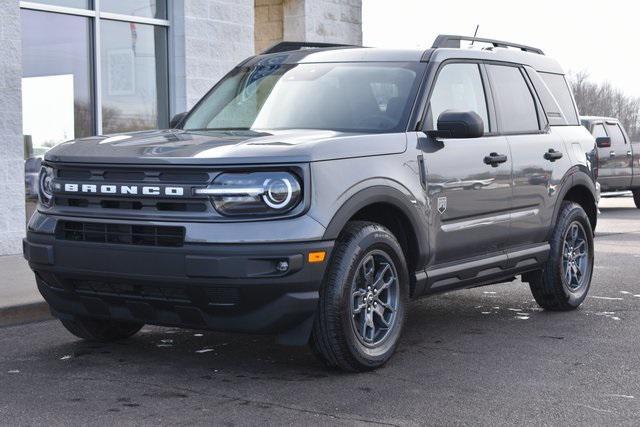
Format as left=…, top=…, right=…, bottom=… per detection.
left=437, top=197, right=447, bottom=215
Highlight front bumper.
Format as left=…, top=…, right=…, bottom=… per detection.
left=24, top=228, right=333, bottom=345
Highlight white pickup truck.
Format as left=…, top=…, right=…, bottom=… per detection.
left=581, top=116, right=640, bottom=208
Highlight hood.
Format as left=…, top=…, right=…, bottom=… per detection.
left=44, top=129, right=407, bottom=165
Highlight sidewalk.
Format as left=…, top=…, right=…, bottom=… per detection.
left=0, top=254, right=50, bottom=327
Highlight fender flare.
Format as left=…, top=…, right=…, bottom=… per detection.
left=549, top=168, right=598, bottom=237
left=322, top=185, right=429, bottom=268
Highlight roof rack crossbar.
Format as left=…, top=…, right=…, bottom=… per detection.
left=261, top=41, right=358, bottom=55
left=432, top=34, right=545, bottom=55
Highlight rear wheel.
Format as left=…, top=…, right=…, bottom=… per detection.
left=528, top=201, right=594, bottom=310
left=309, top=221, right=408, bottom=372
left=633, top=190, right=640, bottom=209
left=60, top=317, right=143, bottom=342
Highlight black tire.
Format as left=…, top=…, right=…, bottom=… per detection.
left=633, top=190, right=640, bottom=209
left=60, top=317, right=143, bottom=342
left=309, top=221, right=409, bottom=372
left=528, top=201, right=594, bottom=311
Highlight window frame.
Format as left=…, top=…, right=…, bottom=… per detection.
left=484, top=62, right=548, bottom=136
left=19, top=0, right=171, bottom=135
left=420, top=59, right=498, bottom=136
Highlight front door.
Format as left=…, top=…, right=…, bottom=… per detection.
left=421, top=62, right=512, bottom=265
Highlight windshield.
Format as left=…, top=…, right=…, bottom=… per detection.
left=183, top=60, right=424, bottom=133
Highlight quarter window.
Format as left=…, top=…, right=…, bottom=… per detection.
left=487, top=65, right=539, bottom=134
left=427, top=63, right=489, bottom=132
left=540, top=73, right=579, bottom=125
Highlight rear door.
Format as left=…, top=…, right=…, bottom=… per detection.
left=420, top=62, right=512, bottom=265
left=486, top=64, right=570, bottom=246
left=604, top=122, right=633, bottom=190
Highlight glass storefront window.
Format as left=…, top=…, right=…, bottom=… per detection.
left=100, top=20, right=169, bottom=134
left=28, top=0, right=91, bottom=9
left=21, top=9, right=94, bottom=219
left=101, top=0, right=167, bottom=19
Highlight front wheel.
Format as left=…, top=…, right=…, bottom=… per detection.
left=309, top=221, right=409, bottom=372
left=528, top=201, right=594, bottom=311
left=633, top=190, right=640, bottom=209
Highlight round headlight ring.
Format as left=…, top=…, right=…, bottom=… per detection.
left=39, top=166, right=54, bottom=206
left=262, top=177, right=293, bottom=209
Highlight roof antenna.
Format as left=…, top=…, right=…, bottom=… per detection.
left=470, top=25, right=480, bottom=46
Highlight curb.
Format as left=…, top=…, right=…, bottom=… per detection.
left=0, top=302, right=52, bottom=328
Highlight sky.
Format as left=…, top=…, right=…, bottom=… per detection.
left=363, top=0, right=640, bottom=97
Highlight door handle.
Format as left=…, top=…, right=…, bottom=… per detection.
left=628, top=151, right=633, bottom=158
left=610, top=151, right=616, bottom=158
left=543, top=149, right=563, bottom=162
left=484, top=152, right=508, bottom=167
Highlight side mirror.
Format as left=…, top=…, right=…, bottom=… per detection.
left=169, top=112, right=188, bottom=129
left=596, top=136, right=611, bottom=148
left=427, top=110, right=484, bottom=139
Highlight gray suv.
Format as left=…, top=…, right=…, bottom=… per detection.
left=24, top=35, right=598, bottom=371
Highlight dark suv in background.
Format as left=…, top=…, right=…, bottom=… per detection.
left=24, top=35, right=598, bottom=371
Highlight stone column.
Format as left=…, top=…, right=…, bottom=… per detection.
left=171, top=0, right=256, bottom=112
left=283, top=0, right=362, bottom=46
left=0, top=0, right=25, bottom=255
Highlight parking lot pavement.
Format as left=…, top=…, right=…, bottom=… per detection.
left=1, top=197, right=639, bottom=426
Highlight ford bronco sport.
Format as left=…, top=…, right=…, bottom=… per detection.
left=24, top=35, right=598, bottom=371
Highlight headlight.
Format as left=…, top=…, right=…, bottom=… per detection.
left=38, top=166, right=54, bottom=207
left=195, top=171, right=302, bottom=216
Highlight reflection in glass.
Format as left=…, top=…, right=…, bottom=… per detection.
left=101, top=0, right=167, bottom=19
left=21, top=9, right=93, bottom=221
left=28, top=0, right=90, bottom=9
left=101, top=20, right=169, bottom=134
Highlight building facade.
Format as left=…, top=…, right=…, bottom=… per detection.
left=0, top=0, right=362, bottom=256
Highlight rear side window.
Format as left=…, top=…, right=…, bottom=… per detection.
left=526, top=68, right=566, bottom=126
left=606, top=123, right=627, bottom=146
left=487, top=65, right=539, bottom=134
left=427, top=63, right=489, bottom=132
left=593, top=124, right=607, bottom=138
left=539, top=73, right=579, bottom=125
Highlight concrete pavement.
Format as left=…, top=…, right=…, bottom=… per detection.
left=0, top=253, right=49, bottom=327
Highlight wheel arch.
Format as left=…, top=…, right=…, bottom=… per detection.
left=322, top=186, right=429, bottom=278
left=550, top=170, right=598, bottom=237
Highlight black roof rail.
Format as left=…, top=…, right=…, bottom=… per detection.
left=432, top=34, right=545, bottom=55
left=261, top=41, right=358, bottom=55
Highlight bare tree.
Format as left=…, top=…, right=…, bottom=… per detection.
left=569, top=72, right=640, bottom=141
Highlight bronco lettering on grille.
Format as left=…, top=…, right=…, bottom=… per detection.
left=60, top=183, right=185, bottom=197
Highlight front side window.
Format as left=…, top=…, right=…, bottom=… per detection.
left=183, top=61, right=423, bottom=133
left=427, top=63, right=489, bottom=131
left=593, top=124, right=607, bottom=138
left=487, top=65, right=539, bottom=134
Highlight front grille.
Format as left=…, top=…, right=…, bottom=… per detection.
left=72, top=279, right=190, bottom=303
left=57, top=221, right=185, bottom=247
left=70, top=279, right=241, bottom=306
left=50, top=165, right=216, bottom=220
